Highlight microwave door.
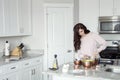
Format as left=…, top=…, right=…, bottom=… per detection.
left=100, top=21, right=120, bottom=33
left=114, top=24, right=120, bottom=31
left=101, top=22, right=113, bottom=30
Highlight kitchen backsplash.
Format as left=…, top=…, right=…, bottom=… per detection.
left=100, top=34, right=120, bottom=40
left=0, top=37, right=22, bottom=57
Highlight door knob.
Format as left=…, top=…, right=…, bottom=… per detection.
left=67, top=50, right=72, bottom=53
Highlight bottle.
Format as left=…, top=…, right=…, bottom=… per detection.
left=4, top=41, right=10, bottom=56
left=53, top=54, right=59, bottom=69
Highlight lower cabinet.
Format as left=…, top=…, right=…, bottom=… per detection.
left=1, top=72, right=20, bottom=80
left=33, top=65, right=42, bottom=80
left=21, top=68, right=32, bottom=80
left=0, top=56, right=43, bottom=80
left=20, top=56, right=43, bottom=80
left=21, top=64, right=42, bottom=80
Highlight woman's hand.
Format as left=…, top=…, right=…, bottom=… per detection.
left=93, top=52, right=98, bottom=59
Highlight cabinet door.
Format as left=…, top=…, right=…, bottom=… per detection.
left=99, top=0, right=114, bottom=16
left=114, top=0, right=120, bottom=16
left=33, top=65, right=42, bottom=80
left=21, top=68, right=32, bottom=80
left=4, top=0, right=19, bottom=35
left=2, top=72, right=19, bottom=80
left=79, top=0, right=99, bottom=33
left=18, top=0, right=32, bottom=35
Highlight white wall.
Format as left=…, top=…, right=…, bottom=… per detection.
left=74, top=0, right=79, bottom=25
left=22, top=0, right=45, bottom=50
left=100, top=34, right=120, bottom=40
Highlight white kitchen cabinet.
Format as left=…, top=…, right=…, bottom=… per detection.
left=114, top=0, right=120, bottom=16
left=0, top=0, right=32, bottom=37
left=4, top=0, right=18, bottom=36
left=2, top=72, right=20, bottom=80
left=99, top=0, right=120, bottom=16
left=0, top=55, right=43, bottom=80
left=21, top=68, right=32, bottom=80
left=21, top=65, right=42, bottom=80
left=33, top=65, right=42, bottom=80
left=78, top=0, right=99, bottom=33
left=0, top=63, right=20, bottom=80
left=18, top=0, right=32, bottom=36
left=21, top=57, right=43, bottom=80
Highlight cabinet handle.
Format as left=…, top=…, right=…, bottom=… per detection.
left=11, top=67, right=16, bottom=69
left=25, top=63, right=29, bottom=65
left=67, top=50, right=72, bottom=53
left=36, top=60, right=40, bottom=62
left=31, top=69, right=34, bottom=75
left=34, top=69, right=35, bottom=75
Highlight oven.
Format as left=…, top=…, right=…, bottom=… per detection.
left=99, top=46, right=120, bottom=65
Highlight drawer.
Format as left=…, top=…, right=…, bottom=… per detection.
left=31, top=57, right=42, bottom=65
left=4, top=63, right=20, bottom=74
left=21, top=59, right=32, bottom=68
left=0, top=66, right=5, bottom=75
left=21, top=57, right=42, bottom=68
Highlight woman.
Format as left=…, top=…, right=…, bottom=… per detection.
left=73, top=23, right=107, bottom=59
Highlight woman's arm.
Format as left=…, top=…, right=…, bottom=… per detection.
left=93, top=33, right=107, bottom=53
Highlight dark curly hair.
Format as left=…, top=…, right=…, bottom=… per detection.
left=73, top=23, right=90, bottom=52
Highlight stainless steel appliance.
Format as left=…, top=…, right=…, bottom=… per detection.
left=99, top=46, right=120, bottom=65
left=99, top=16, right=120, bottom=34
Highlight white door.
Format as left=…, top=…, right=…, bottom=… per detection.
left=0, top=0, right=4, bottom=35
left=45, top=4, right=74, bottom=68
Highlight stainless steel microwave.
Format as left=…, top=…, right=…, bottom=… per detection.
left=99, top=16, right=120, bottom=34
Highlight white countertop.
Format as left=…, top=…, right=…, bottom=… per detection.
left=43, top=63, right=120, bottom=80
left=0, top=49, right=44, bottom=66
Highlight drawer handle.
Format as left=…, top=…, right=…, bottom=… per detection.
left=25, top=63, right=29, bottom=65
left=36, top=60, right=40, bottom=62
left=11, top=67, right=16, bottom=69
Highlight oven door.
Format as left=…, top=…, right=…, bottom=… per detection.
left=99, top=46, right=120, bottom=59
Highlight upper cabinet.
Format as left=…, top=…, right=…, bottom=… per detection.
left=18, top=0, right=32, bottom=36
left=0, top=0, right=32, bottom=37
left=78, top=0, right=99, bottom=33
left=99, top=0, right=120, bottom=16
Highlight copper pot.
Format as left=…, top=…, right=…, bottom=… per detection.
left=82, top=60, right=92, bottom=69
left=74, top=60, right=82, bottom=69
left=91, top=58, right=99, bottom=69
left=74, top=60, right=82, bottom=65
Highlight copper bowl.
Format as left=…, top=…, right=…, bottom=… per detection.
left=82, top=59, right=99, bottom=69
left=74, top=60, right=82, bottom=69
left=74, top=60, right=82, bottom=65
left=82, top=60, right=92, bottom=69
